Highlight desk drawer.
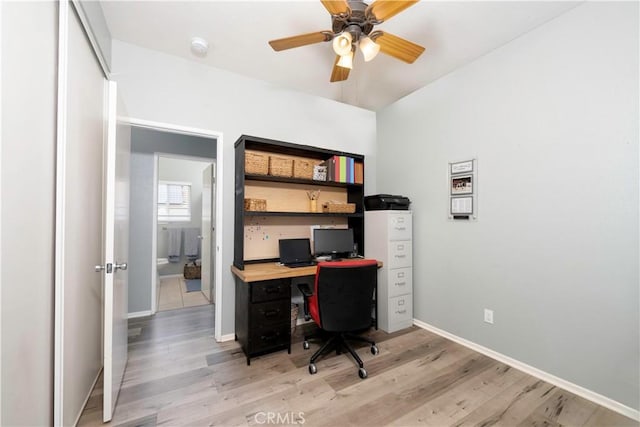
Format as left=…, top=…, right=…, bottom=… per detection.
left=251, top=299, right=290, bottom=325
left=388, top=267, right=412, bottom=298
left=251, top=279, right=290, bottom=302
left=249, top=323, right=289, bottom=353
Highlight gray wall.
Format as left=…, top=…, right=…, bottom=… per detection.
left=129, top=127, right=215, bottom=314
left=1, top=2, right=57, bottom=425
left=376, top=2, right=638, bottom=410
left=157, top=156, right=212, bottom=275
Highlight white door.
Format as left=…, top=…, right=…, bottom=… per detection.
left=201, top=164, right=215, bottom=302
left=54, top=5, right=108, bottom=425
left=103, top=82, right=131, bottom=422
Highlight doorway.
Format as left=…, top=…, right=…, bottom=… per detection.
left=125, top=120, right=223, bottom=341
left=155, top=155, right=214, bottom=312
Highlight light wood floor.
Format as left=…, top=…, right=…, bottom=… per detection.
left=78, top=305, right=637, bottom=426
left=157, top=276, right=209, bottom=312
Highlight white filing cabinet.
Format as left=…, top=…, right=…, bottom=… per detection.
left=365, top=210, right=413, bottom=333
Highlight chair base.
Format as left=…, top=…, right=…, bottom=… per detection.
left=303, top=329, right=378, bottom=378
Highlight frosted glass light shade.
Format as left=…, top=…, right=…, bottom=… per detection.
left=332, top=32, right=353, bottom=56
left=359, top=36, right=380, bottom=62
left=336, top=51, right=353, bottom=69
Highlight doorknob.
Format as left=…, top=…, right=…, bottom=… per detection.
left=95, top=263, right=113, bottom=273
left=114, top=262, right=128, bottom=271
left=197, top=235, right=204, bottom=240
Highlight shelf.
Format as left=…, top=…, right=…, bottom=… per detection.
left=244, top=211, right=364, bottom=218
left=245, top=174, right=362, bottom=188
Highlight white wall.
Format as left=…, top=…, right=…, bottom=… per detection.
left=1, top=2, right=57, bottom=425
left=377, top=2, right=638, bottom=411
left=111, top=41, right=377, bottom=335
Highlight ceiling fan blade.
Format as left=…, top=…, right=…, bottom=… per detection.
left=366, top=0, right=419, bottom=22
left=321, top=0, right=351, bottom=16
left=269, top=31, right=332, bottom=51
left=330, top=55, right=350, bottom=82
left=372, top=31, right=425, bottom=64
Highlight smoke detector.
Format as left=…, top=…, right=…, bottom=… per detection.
left=190, top=37, right=209, bottom=57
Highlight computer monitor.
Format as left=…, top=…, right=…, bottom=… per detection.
left=313, top=228, right=354, bottom=259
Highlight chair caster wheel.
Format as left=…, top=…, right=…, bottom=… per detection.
left=358, top=367, right=367, bottom=379
left=309, top=363, right=317, bottom=375
left=371, top=345, right=379, bottom=355
left=303, top=341, right=310, bottom=350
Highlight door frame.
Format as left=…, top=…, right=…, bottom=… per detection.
left=124, top=118, right=224, bottom=341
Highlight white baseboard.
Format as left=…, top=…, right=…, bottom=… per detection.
left=74, top=367, right=102, bottom=426
left=219, top=333, right=235, bottom=342
left=158, top=274, right=184, bottom=279
left=413, top=319, right=639, bottom=421
left=128, top=310, right=152, bottom=319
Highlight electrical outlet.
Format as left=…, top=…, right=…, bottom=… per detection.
left=484, top=309, right=494, bottom=324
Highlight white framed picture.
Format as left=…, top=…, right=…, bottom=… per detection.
left=450, top=160, right=473, bottom=174
left=451, top=174, right=473, bottom=195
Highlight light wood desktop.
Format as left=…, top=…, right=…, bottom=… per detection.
left=231, top=260, right=383, bottom=282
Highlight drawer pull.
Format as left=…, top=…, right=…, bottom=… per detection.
left=394, top=227, right=406, bottom=231
left=264, top=287, right=280, bottom=294
left=397, top=244, right=405, bottom=250
left=397, top=272, right=405, bottom=278
left=260, top=333, right=280, bottom=341
left=395, top=282, right=406, bottom=286
left=263, top=309, right=280, bottom=318
left=398, top=299, right=405, bottom=306
left=396, top=309, right=407, bottom=314
left=395, top=254, right=406, bottom=258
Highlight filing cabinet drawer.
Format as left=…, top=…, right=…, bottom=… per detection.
left=251, top=279, right=290, bottom=302
left=388, top=241, right=412, bottom=269
left=388, top=267, right=413, bottom=298
left=251, top=299, right=290, bottom=326
left=249, top=323, right=290, bottom=353
left=388, top=294, right=412, bottom=324
left=388, top=213, right=412, bottom=241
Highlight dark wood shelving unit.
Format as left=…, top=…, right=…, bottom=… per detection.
left=234, top=135, right=365, bottom=269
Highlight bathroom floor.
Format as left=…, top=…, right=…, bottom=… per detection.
left=157, top=276, right=209, bottom=312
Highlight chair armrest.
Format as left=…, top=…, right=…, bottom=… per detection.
left=297, top=283, right=313, bottom=297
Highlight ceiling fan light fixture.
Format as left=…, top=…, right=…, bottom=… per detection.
left=359, top=36, right=380, bottom=62
left=332, top=32, right=353, bottom=56
left=336, top=51, right=353, bottom=69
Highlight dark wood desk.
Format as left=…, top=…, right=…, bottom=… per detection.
left=231, top=260, right=382, bottom=365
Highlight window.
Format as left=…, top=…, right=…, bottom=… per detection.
left=158, top=181, right=191, bottom=222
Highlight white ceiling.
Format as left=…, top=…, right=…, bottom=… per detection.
left=100, top=1, right=579, bottom=111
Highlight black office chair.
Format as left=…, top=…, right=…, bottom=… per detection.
left=297, top=259, right=379, bottom=379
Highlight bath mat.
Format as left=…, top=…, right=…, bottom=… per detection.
left=185, top=279, right=201, bottom=293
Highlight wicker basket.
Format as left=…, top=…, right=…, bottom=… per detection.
left=244, top=198, right=267, bottom=211
left=269, top=156, right=294, bottom=177
left=293, top=159, right=314, bottom=180
left=322, top=202, right=356, bottom=213
left=184, top=262, right=201, bottom=279
left=245, top=152, right=269, bottom=175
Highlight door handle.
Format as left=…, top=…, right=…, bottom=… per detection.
left=197, top=235, right=204, bottom=240
left=114, top=262, right=128, bottom=271
left=95, top=263, right=113, bottom=273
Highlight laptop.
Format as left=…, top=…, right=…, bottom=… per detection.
left=279, top=238, right=316, bottom=268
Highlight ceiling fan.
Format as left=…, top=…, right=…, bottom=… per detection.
left=268, top=0, right=425, bottom=82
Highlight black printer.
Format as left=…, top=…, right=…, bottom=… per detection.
left=364, top=194, right=411, bottom=210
